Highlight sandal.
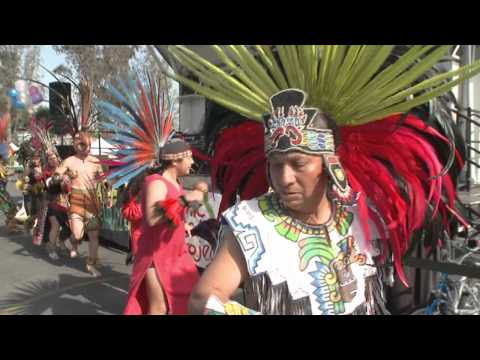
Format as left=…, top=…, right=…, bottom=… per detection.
left=46, top=243, right=59, bottom=260
left=57, top=241, right=69, bottom=254
left=86, top=257, right=102, bottom=278
left=48, top=250, right=60, bottom=260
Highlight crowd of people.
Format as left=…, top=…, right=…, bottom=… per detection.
left=4, top=114, right=105, bottom=276
left=1, top=45, right=480, bottom=315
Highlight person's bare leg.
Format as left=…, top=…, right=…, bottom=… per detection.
left=69, top=215, right=84, bottom=258
left=87, top=229, right=99, bottom=259
left=47, top=216, right=60, bottom=260
left=144, top=268, right=168, bottom=315
left=86, top=227, right=101, bottom=277
left=48, top=216, right=60, bottom=245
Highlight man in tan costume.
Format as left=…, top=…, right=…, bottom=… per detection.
left=55, top=131, right=103, bottom=277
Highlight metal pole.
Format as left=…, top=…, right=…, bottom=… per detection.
left=466, top=107, right=472, bottom=192
left=459, top=45, right=473, bottom=187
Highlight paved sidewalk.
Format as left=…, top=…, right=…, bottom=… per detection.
left=0, top=179, right=131, bottom=315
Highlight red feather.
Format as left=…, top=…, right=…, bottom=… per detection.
left=339, top=114, right=461, bottom=285
left=0, top=113, right=9, bottom=142
left=205, top=114, right=461, bottom=287
left=158, top=198, right=186, bottom=227
left=210, top=121, right=268, bottom=215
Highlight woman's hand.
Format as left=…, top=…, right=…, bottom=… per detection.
left=184, top=189, right=205, bottom=204
left=185, top=222, right=194, bottom=238
left=194, top=181, right=209, bottom=194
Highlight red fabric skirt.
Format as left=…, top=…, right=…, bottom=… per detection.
left=123, top=174, right=199, bottom=315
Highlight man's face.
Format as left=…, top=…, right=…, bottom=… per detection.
left=269, top=151, right=328, bottom=212
left=74, top=133, right=91, bottom=156
left=175, top=155, right=194, bottom=176
left=32, top=157, right=41, bottom=167
left=47, top=153, right=59, bottom=167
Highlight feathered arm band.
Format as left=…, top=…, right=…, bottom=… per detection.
left=153, top=196, right=190, bottom=228
left=46, top=174, right=71, bottom=195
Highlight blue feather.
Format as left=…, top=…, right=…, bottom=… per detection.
left=118, top=153, right=148, bottom=164
left=101, top=119, right=142, bottom=139
left=96, top=101, right=140, bottom=130
left=104, top=81, right=129, bottom=106
left=109, top=133, right=143, bottom=146
left=118, top=77, right=141, bottom=114
left=115, top=148, right=138, bottom=156
left=107, top=162, right=138, bottom=180
left=98, top=72, right=176, bottom=191
left=111, top=164, right=148, bottom=187
left=111, top=164, right=149, bottom=189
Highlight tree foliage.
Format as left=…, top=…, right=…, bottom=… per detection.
left=52, top=45, right=138, bottom=100
left=0, top=45, right=23, bottom=114
left=51, top=45, right=174, bottom=135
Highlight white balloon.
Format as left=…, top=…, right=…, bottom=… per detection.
left=18, top=93, right=28, bottom=103
left=15, top=80, right=27, bottom=92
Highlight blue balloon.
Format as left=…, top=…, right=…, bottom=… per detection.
left=14, top=99, right=25, bottom=109
left=8, top=88, right=18, bottom=98
left=0, top=144, right=9, bottom=161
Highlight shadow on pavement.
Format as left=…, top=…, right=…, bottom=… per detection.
left=0, top=272, right=130, bottom=315
left=0, top=225, right=131, bottom=315
left=0, top=223, right=128, bottom=277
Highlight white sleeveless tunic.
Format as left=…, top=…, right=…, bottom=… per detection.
left=223, top=193, right=379, bottom=315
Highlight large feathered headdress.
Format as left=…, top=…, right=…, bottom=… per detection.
left=96, top=73, right=189, bottom=189
left=30, top=66, right=96, bottom=136
left=160, top=45, right=480, bottom=285
left=30, top=116, right=59, bottom=160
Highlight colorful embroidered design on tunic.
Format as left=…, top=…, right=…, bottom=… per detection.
left=258, top=193, right=367, bottom=314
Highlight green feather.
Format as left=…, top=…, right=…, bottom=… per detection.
left=165, top=45, right=480, bottom=127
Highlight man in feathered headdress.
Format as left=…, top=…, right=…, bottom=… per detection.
left=53, top=80, right=104, bottom=277
left=160, top=45, right=480, bottom=315
left=27, top=116, right=71, bottom=258
left=0, top=113, right=10, bottom=192
left=0, top=113, right=26, bottom=233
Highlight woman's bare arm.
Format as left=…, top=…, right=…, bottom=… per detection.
left=144, top=179, right=167, bottom=227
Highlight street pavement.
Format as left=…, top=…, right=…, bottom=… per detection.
left=0, top=178, right=131, bottom=315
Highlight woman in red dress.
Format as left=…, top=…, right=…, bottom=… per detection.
left=96, top=73, right=205, bottom=314
left=124, top=140, right=205, bottom=315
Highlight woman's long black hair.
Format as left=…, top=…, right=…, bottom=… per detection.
left=117, top=159, right=175, bottom=207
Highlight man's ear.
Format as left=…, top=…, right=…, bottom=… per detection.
left=266, top=160, right=274, bottom=191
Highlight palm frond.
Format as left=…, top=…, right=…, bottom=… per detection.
left=0, top=279, right=59, bottom=315
left=164, top=45, right=480, bottom=126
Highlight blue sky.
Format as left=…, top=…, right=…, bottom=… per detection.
left=39, top=45, right=66, bottom=83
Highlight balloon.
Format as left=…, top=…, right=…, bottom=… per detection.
left=18, top=92, right=28, bottom=103
left=14, top=99, right=25, bottom=109
left=29, top=85, right=43, bottom=105
left=0, top=143, right=9, bottom=161
left=17, top=95, right=28, bottom=109
left=7, top=88, right=18, bottom=98
left=15, top=80, right=26, bottom=93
